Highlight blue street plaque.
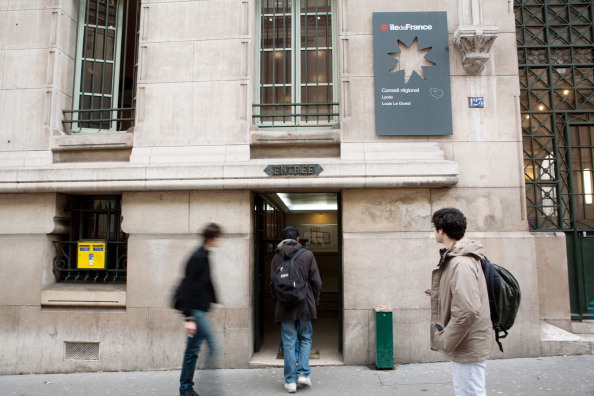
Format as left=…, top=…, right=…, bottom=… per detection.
left=468, top=97, right=485, bottom=108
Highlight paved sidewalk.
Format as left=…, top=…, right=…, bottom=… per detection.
left=1, top=355, right=593, bottom=396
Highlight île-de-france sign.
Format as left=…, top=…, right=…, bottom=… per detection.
left=373, top=12, right=452, bottom=135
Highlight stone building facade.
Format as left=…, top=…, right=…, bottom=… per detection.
left=0, top=0, right=582, bottom=374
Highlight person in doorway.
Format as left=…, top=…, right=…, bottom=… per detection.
left=429, top=208, right=494, bottom=396
left=178, top=223, right=222, bottom=396
left=271, top=226, right=322, bottom=393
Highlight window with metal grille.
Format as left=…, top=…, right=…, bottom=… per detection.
left=64, top=0, right=140, bottom=133
left=53, top=195, right=127, bottom=283
left=254, top=0, right=338, bottom=127
left=515, top=0, right=594, bottom=231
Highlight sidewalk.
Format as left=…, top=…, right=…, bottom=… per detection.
left=1, top=355, right=593, bottom=396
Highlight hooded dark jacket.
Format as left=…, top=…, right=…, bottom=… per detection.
left=430, top=238, right=493, bottom=362
left=178, top=246, right=218, bottom=317
left=271, top=239, right=322, bottom=324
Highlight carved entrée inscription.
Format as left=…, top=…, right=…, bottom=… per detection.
left=264, top=164, right=324, bottom=176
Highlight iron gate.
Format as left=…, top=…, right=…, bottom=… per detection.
left=515, top=0, right=594, bottom=319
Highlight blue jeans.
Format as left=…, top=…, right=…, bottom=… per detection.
left=179, top=310, right=218, bottom=395
left=279, top=339, right=300, bottom=358
left=280, top=320, right=312, bottom=384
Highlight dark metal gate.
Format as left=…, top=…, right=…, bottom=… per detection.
left=515, top=0, right=594, bottom=319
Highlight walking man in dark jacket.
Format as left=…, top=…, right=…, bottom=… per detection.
left=271, top=226, right=322, bottom=393
left=178, top=223, right=222, bottom=396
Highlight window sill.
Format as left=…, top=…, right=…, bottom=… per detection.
left=250, top=127, right=340, bottom=146
left=51, top=132, right=134, bottom=162
left=41, top=283, right=126, bottom=307
left=250, top=127, right=341, bottom=159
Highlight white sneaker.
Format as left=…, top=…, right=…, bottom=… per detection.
left=284, top=382, right=297, bottom=393
left=298, top=376, right=312, bottom=387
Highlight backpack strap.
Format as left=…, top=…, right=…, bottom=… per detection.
left=287, top=248, right=308, bottom=284
left=290, top=247, right=308, bottom=263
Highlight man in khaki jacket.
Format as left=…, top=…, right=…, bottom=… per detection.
left=430, top=208, right=493, bottom=396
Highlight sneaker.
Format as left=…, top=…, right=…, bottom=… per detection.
left=298, top=376, right=312, bottom=387
left=284, top=382, right=297, bottom=393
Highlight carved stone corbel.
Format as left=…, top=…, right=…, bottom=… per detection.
left=454, top=26, right=499, bottom=75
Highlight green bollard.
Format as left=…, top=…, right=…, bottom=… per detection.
left=374, top=306, right=394, bottom=369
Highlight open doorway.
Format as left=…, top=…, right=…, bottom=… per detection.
left=251, top=192, right=343, bottom=366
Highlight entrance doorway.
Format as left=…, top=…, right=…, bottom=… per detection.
left=251, top=192, right=343, bottom=366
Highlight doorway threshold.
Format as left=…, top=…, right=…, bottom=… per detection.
left=250, top=318, right=344, bottom=368
left=249, top=347, right=344, bottom=368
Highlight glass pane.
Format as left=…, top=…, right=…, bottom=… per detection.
left=301, top=86, right=333, bottom=122
left=547, top=5, right=568, bottom=25
left=575, top=68, right=594, bottom=89
left=301, top=85, right=331, bottom=104
left=261, top=86, right=292, bottom=105
left=82, top=60, right=114, bottom=95
left=300, top=0, right=331, bottom=13
left=79, top=95, right=113, bottom=128
left=259, top=87, right=294, bottom=123
left=261, top=51, right=292, bottom=84
left=520, top=5, right=545, bottom=25
left=576, top=90, right=594, bottom=111
left=553, top=89, right=575, bottom=110
left=84, top=27, right=116, bottom=61
left=528, top=89, right=550, bottom=110
left=87, top=0, right=118, bottom=27
left=262, top=16, right=292, bottom=49
left=301, top=15, right=331, bottom=47
left=570, top=26, right=592, bottom=46
left=300, top=49, right=331, bottom=83
left=262, top=0, right=291, bottom=14
left=548, top=26, right=571, bottom=46
left=526, top=68, right=549, bottom=89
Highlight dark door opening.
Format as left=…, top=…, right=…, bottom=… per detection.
left=252, top=192, right=343, bottom=366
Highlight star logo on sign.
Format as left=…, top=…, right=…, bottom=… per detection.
left=381, top=24, right=388, bottom=31
left=387, top=37, right=435, bottom=84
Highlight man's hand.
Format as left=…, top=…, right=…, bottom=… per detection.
left=184, top=320, right=196, bottom=336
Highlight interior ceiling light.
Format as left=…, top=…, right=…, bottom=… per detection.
left=276, top=193, right=338, bottom=212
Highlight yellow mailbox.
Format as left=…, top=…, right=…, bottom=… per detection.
left=77, top=241, right=106, bottom=269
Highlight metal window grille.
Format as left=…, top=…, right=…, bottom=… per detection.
left=254, top=0, right=338, bottom=127
left=53, top=195, right=127, bottom=283
left=64, top=0, right=140, bottom=133
left=64, top=342, right=100, bottom=361
left=515, top=0, right=594, bottom=231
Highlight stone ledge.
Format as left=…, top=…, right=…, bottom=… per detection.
left=250, top=129, right=341, bottom=146
left=0, top=149, right=459, bottom=192
left=51, top=132, right=134, bottom=152
left=41, top=283, right=126, bottom=307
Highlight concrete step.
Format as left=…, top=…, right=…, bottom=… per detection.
left=540, top=320, right=594, bottom=356
left=572, top=320, right=594, bottom=334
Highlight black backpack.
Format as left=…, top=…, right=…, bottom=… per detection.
left=479, top=256, right=521, bottom=352
left=271, top=248, right=308, bottom=309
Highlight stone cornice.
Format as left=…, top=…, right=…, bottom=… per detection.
left=0, top=160, right=458, bottom=193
